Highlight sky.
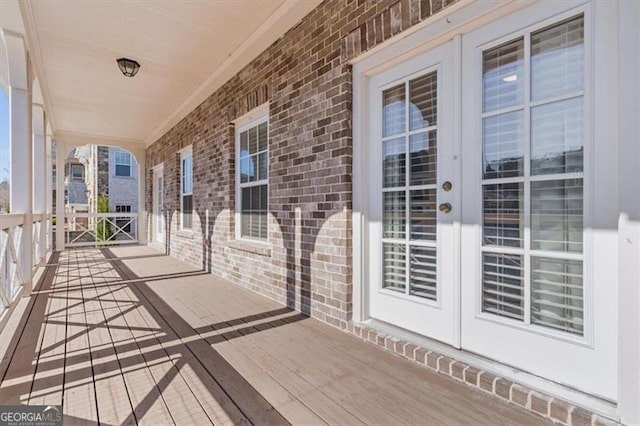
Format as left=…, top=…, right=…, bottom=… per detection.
left=0, top=90, right=9, bottom=183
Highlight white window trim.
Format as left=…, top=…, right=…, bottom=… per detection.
left=70, top=164, right=84, bottom=181
left=234, top=103, right=270, bottom=243
left=114, top=151, right=132, bottom=177
left=180, top=146, right=193, bottom=231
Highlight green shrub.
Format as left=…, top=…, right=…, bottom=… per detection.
left=96, top=195, right=112, bottom=242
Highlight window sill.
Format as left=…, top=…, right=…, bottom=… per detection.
left=228, top=239, right=272, bottom=257
left=175, top=229, right=195, bottom=239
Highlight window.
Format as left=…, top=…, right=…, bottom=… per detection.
left=236, top=115, right=268, bottom=240
left=70, top=164, right=84, bottom=181
left=114, top=151, right=132, bottom=177
left=115, top=204, right=132, bottom=233
left=480, top=15, right=585, bottom=335
left=180, top=148, right=193, bottom=230
left=381, top=71, right=438, bottom=300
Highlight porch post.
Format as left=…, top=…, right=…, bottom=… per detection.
left=2, top=30, right=33, bottom=293
left=617, top=1, right=640, bottom=423
left=33, top=104, right=46, bottom=261
left=55, top=140, right=66, bottom=251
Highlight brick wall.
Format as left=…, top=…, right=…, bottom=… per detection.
left=146, top=0, right=458, bottom=328
left=97, top=146, right=109, bottom=198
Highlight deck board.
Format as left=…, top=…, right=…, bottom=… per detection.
left=0, top=246, right=549, bottom=425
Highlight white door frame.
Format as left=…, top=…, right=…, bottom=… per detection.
left=351, top=0, right=632, bottom=420
left=152, top=163, right=164, bottom=246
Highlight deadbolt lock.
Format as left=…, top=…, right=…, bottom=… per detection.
left=439, top=202, right=452, bottom=213
left=442, top=181, right=453, bottom=192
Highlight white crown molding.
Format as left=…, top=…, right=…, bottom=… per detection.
left=144, top=0, right=321, bottom=148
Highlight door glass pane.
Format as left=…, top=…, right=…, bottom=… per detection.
left=483, top=110, right=524, bottom=179
left=384, top=191, right=405, bottom=239
left=531, top=16, right=584, bottom=102
left=531, top=179, right=583, bottom=253
left=531, top=257, right=583, bottom=335
left=479, top=14, right=586, bottom=336
left=380, top=70, right=439, bottom=300
left=409, top=246, right=437, bottom=300
left=483, top=183, right=524, bottom=248
left=531, top=98, right=583, bottom=175
left=410, top=189, right=436, bottom=241
left=383, top=84, right=405, bottom=137
left=483, top=38, right=525, bottom=112
left=383, top=137, right=406, bottom=188
left=410, top=131, right=437, bottom=186
left=409, top=71, right=437, bottom=130
left=482, top=253, right=524, bottom=321
left=383, top=243, right=405, bottom=293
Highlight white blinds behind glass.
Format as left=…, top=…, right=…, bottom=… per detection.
left=382, top=70, right=439, bottom=301
left=481, top=15, right=585, bottom=335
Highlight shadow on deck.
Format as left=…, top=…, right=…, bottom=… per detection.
left=0, top=246, right=546, bottom=425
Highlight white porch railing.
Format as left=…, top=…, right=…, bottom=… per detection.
left=1, top=212, right=52, bottom=326
left=65, top=213, right=139, bottom=247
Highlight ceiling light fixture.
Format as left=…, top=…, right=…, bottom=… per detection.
left=116, top=58, right=141, bottom=77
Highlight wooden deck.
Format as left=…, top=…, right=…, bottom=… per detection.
left=0, top=246, right=547, bottom=425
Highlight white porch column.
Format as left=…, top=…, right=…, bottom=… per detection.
left=32, top=104, right=46, bottom=261
left=617, top=1, right=640, bottom=423
left=55, top=140, right=66, bottom=251
left=2, top=30, right=33, bottom=293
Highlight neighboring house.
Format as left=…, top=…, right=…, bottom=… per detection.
left=65, top=145, right=138, bottom=236
left=0, top=181, right=9, bottom=213
left=65, top=147, right=89, bottom=213
left=107, top=148, right=138, bottom=235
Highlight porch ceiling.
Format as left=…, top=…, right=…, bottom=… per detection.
left=19, top=0, right=320, bottom=146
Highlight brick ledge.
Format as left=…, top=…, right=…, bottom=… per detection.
left=228, top=239, right=272, bottom=257
left=345, top=323, right=618, bottom=426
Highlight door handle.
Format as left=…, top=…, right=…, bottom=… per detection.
left=439, top=203, right=452, bottom=213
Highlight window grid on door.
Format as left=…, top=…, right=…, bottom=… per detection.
left=480, top=14, right=585, bottom=336
left=381, top=68, right=439, bottom=301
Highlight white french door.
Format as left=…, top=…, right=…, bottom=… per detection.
left=367, top=42, right=459, bottom=345
left=362, top=0, right=617, bottom=400
left=153, top=166, right=164, bottom=245
left=459, top=2, right=616, bottom=400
